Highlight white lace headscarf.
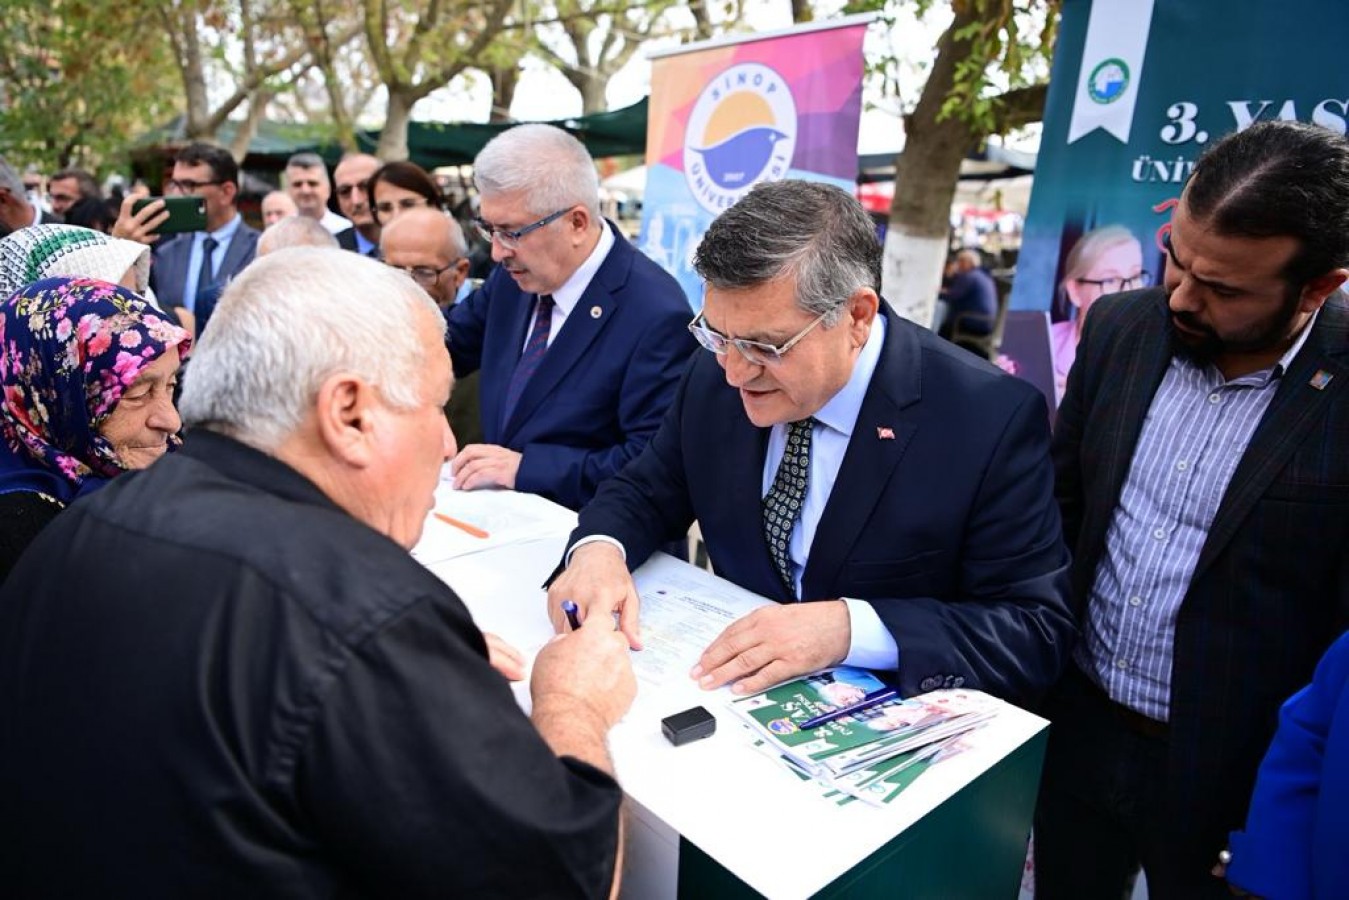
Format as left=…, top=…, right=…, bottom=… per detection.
left=0, top=224, right=161, bottom=308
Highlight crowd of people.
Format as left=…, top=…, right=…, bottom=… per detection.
left=0, top=118, right=1345, bottom=898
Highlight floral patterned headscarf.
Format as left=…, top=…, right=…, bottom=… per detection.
left=0, top=277, right=192, bottom=504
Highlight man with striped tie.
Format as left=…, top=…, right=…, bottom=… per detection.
left=444, top=123, right=695, bottom=511
left=548, top=179, right=1075, bottom=710
left=1038, top=120, right=1349, bottom=900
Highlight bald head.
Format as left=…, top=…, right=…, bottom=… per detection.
left=380, top=207, right=470, bottom=306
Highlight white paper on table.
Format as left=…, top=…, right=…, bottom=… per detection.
left=628, top=553, right=774, bottom=697
left=411, top=474, right=578, bottom=565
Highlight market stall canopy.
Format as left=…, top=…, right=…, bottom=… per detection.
left=135, top=98, right=650, bottom=171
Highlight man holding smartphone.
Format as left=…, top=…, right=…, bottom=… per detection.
left=139, top=143, right=259, bottom=336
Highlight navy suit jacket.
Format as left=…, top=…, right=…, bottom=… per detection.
left=446, top=223, right=695, bottom=510
left=572, top=305, right=1076, bottom=708
left=150, top=222, right=260, bottom=312
left=1052, top=288, right=1349, bottom=873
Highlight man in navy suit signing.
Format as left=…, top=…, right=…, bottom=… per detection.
left=548, top=180, right=1075, bottom=707
left=445, top=124, right=695, bottom=511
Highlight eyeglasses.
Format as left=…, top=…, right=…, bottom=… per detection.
left=336, top=183, right=367, bottom=199
left=1074, top=271, right=1153, bottom=293
left=166, top=178, right=224, bottom=194
left=387, top=260, right=459, bottom=286
left=374, top=196, right=429, bottom=218
left=473, top=207, right=571, bottom=250
left=687, top=309, right=829, bottom=367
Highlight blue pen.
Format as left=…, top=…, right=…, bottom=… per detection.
left=561, top=600, right=582, bottom=631
left=798, top=687, right=900, bottom=730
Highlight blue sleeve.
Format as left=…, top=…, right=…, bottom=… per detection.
left=1226, top=631, right=1349, bottom=899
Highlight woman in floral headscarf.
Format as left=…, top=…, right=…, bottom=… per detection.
left=0, top=277, right=191, bottom=580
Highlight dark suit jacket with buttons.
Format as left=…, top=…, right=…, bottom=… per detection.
left=1051, top=287, right=1349, bottom=873
left=149, top=222, right=260, bottom=312
left=445, top=222, right=696, bottom=511
left=571, top=304, right=1076, bottom=708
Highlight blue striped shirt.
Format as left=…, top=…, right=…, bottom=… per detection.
left=1077, top=315, right=1318, bottom=720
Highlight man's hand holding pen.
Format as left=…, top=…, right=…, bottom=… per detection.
left=547, top=542, right=644, bottom=649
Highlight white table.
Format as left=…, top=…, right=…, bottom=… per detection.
left=417, top=487, right=1048, bottom=899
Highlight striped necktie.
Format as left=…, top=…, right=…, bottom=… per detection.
left=501, top=294, right=554, bottom=428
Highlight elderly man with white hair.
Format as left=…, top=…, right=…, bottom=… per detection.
left=446, top=123, right=695, bottom=511
left=0, top=247, right=635, bottom=897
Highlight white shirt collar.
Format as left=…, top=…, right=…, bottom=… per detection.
left=549, top=220, right=615, bottom=315
left=810, top=312, right=887, bottom=438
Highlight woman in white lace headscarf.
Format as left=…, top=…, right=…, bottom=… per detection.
left=0, top=223, right=164, bottom=310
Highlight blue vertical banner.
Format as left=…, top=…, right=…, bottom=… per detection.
left=1011, top=0, right=1349, bottom=402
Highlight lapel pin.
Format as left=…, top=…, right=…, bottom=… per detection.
left=590, top=305, right=603, bottom=319
left=1309, top=370, right=1333, bottom=390
left=876, top=426, right=895, bottom=440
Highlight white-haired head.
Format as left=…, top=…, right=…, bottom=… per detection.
left=179, top=247, right=443, bottom=451
left=473, top=124, right=600, bottom=220
left=257, top=215, right=340, bottom=256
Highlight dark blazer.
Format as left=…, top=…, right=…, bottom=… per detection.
left=445, top=222, right=695, bottom=510
left=1052, top=288, right=1349, bottom=872
left=150, top=220, right=260, bottom=311
left=335, top=226, right=378, bottom=257
left=572, top=305, right=1076, bottom=708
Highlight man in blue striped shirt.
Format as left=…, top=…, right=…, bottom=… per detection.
left=1037, top=120, right=1349, bottom=899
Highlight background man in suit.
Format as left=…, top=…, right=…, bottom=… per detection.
left=383, top=206, right=482, bottom=445
left=285, top=152, right=350, bottom=235
left=0, top=155, right=62, bottom=235
left=548, top=180, right=1074, bottom=706
left=332, top=152, right=382, bottom=257
left=147, top=142, right=260, bottom=337
left=260, top=190, right=297, bottom=226
left=1037, top=120, right=1349, bottom=899
left=46, top=168, right=101, bottom=218
left=445, top=123, right=695, bottom=511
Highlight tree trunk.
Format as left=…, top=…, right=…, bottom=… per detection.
left=489, top=66, right=519, bottom=123
left=790, top=0, right=812, bottom=24
left=229, top=90, right=272, bottom=162
left=578, top=72, right=607, bottom=115
left=181, top=21, right=214, bottom=139
left=881, top=5, right=980, bottom=327
left=377, top=89, right=415, bottom=160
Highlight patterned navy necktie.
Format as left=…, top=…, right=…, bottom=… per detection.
left=502, top=294, right=554, bottom=428
left=763, top=417, right=814, bottom=597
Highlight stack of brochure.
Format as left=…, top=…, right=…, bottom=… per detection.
left=728, top=667, right=998, bottom=807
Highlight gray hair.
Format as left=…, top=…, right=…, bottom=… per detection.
left=0, top=156, right=24, bottom=195
left=473, top=124, right=600, bottom=220
left=286, top=152, right=328, bottom=173
left=179, top=247, right=444, bottom=451
left=693, top=180, right=882, bottom=325
left=257, top=215, right=340, bottom=255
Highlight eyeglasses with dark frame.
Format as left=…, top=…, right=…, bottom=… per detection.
left=387, top=260, right=461, bottom=286
left=1074, top=271, right=1153, bottom=293
left=687, top=309, right=830, bottom=367
left=166, top=178, right=225, bottom=194
left=472, top=207, right=572, bottom=250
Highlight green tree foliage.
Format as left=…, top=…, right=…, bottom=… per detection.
left=0, top=0, right=183, bottom=170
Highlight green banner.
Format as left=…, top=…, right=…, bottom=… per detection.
left=1011, top=0, right=1349, bottom=403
